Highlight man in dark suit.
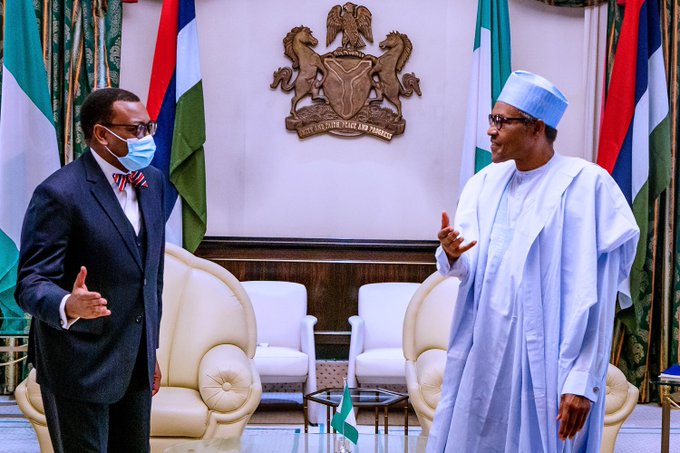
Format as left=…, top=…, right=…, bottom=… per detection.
left=15, top=88, right=166, bottom=452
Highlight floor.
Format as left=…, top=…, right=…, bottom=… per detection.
left=1, top=395, right=679, bottom=453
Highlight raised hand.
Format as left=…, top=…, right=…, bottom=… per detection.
left=64, top=266, right=111, bottom=319
left=438, top=211, right=476, bottom=262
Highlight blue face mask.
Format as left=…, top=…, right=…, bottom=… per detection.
left=103, top=126, right=156, bottom=171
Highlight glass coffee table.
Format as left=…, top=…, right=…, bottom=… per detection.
left=165, top=431, right=427, bottom=452
left=304, top=387, right=409, bottom=435
left=650, top=378, right=680, bottom=453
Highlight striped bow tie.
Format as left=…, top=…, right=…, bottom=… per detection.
left=112, top=171, right=149, bottom=192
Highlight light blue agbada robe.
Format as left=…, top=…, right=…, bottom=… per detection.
left=427, top=154, right=639, bottom=453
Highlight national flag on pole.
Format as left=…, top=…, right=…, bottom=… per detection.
left=147, top=0, right=207, bottom=253
left=597, top=0, right=671, bottom=308
left=330, top=384, right=359, bottom=444
left=0, top=0, right=60, bottom=332
left=459, top=0, right=512, bottom=192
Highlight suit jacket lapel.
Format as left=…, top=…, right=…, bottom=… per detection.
left=83, top=152, right=143, bottom=270
left=136, top=179, right=160, bottom=271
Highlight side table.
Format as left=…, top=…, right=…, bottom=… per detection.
left=304, top=387, right=409, bottom=435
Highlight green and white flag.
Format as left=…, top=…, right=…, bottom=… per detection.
left=459, top=0, right=511, bottom=191
left=330, top=384, right=358, bottom=444
left=0, top=0, right=60, bottom=332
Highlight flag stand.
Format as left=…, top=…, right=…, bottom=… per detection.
left=334, top=435, right=352, bottom=453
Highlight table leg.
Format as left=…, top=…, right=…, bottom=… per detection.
left=384, top=406, right=389, bottom=434
left=375, top=407, right=379, bottom=434
left=303, top=397, right=309, bottom=433
left=662, top=396, right=670, bottom=453
left=328, top=405, right=332, bottom=433
left=404, top=400, right=408, bottom=436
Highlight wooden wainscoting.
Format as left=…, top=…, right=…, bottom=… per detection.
left=195, top=237, right=438, bottom=358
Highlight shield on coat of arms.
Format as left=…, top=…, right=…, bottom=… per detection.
left=322, top=57, right=373, bottom=120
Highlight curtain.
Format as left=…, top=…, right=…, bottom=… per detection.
left=580, top=4, right=608, bottom=162
left=662, top=0, right=680, bottom=397
left=608, top=0, right=680, bottom=402
left=32, top=0, right=123, bottom=164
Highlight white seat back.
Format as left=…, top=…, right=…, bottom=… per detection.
left=358, top=282, right=420, bottom=350
left=242, top=281, right=307, bottom=350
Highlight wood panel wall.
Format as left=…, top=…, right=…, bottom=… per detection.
left=196, top=237, right=438, bottom=358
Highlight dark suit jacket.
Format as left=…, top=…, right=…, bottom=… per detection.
left=15, top=150, right=165, bottom=404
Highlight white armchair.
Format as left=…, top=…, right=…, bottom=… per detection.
left=347, top=282, right=420, bottom=388
left=240, top=281, right=319, bottom=420
left=403, top=272, right=459, bottom=434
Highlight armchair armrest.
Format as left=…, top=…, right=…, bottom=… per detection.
left=199, top=344, right=260, bottom=413
left=347, top=315, right=365, bottom=388
left=300, top=315, right=318, bottom=356
left=300, top=315, right=318, bottom=388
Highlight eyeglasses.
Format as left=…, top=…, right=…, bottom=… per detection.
left=488, top=114, right=533, bottom=130
left=102, top=121, right=157, bottom=139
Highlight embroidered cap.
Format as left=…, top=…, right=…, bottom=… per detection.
left=497, top=70, right=568, bottom=129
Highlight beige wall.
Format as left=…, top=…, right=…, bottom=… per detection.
left=120, top=0, right=603, bottom=240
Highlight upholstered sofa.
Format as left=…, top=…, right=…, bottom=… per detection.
left=403, top=271, right=639, bottom=452
left=14, top=243, right=262, bottom=453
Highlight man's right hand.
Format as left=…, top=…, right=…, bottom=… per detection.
left=438, top=211, right=476, bottom=263
left=64, top=266, right=111, bottom=319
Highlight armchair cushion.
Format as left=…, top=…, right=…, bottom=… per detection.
left=355, top=348, right=407, bottom=379
left=150, top=387, right=208, bottom=438
left=254, top=346, right=309, bottom=381
left=199, top=344, right=258, bottom=413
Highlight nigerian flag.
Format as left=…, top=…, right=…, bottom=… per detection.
left=459, top=0, right=511, bottom=191
left=331, top=384, right=358, bottom=444
left=597, top=0, right=671, bottom=311
left=0, top=0, right=60, bottom=332
left=147, top=0, right=207, bottom=253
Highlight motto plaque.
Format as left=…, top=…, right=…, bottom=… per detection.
left=270, top=3, right=422, bottom=141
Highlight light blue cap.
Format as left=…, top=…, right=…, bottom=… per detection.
left=497, top=70, right=568, bottom=129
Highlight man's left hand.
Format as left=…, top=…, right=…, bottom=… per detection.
left=557, top=393, right=591, bottom=440
left=152, top=359, right=161, bottom=396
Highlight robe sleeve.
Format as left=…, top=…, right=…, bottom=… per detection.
left=559, top=168, right=638, bottom=403
left=436, top=245, right=469, bottom=280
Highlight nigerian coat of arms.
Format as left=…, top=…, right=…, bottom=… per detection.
left=270, top=3, right=422, bottom=141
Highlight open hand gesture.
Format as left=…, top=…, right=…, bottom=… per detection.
left=438, top=211, right=476, bottom=262
left=64, top=266, right=111, bottom=319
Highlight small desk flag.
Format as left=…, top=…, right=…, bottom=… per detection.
left=331, top=384, right=358, bottom=444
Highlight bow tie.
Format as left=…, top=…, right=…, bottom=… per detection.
left=112, top=171, right=148, bottom=192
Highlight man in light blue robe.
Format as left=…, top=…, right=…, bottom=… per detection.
left=427, top=71, right=639, bottom=453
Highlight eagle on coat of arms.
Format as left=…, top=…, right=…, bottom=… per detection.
left=326, top=3, right=373, bottom=49
left=270, top=3, right=422, bottom=141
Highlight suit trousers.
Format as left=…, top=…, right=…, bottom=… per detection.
left=41, top=332, right=151, bottom=453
